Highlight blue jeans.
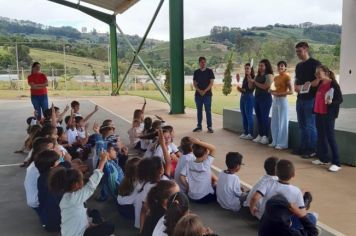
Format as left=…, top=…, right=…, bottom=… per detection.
left=271, top=97, right=289, bottom=148
left=240, top=93, right=254, bottom=135
left=291, top=213, right=317, bottom=230
left=195, top=95, right=212, bottom=128
left=316, top=114, right=340, bottom=166
left=254, top=93, right=272, bottom=137
left=31, top=94, right=48, bottom=120
left=296, top=99, right=317, bottom=154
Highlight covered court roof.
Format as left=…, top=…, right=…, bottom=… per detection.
left=50, top=0, right=140, bottom=14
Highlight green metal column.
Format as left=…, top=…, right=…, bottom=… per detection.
left=109, top=18, right=119, bottom=94
left=169, top=0, right=185, bottom=114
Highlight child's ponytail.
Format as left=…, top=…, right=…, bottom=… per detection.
left=49, top=167, right=82, bottom=193
left=164, top=192, right=190, bottom=236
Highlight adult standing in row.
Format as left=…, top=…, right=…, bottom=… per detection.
left=249, top=59, right=274, bottom=145
left=237, top=63, right=255, bottom=140
left=193, top=56, right=215, bottom=133
left=311, top=65, right=343, bottom=172
left=294, top=42, right=321, bottom=158
left=269, top=61, right=293, bottom=149
left=28, top=62, right=49, bottom=120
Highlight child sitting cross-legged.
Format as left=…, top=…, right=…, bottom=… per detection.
left=216, top=152, right=246, bottom=212
left=179, top=138, right=217, bottom=203
left=249, top=159, right=317, bottom=230
left=243, top=156, right=279, bottom=210
left=48, top=150, right=115, bottom=236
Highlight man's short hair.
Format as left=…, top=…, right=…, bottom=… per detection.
left=71, top=100, right=80, bottom=108
left=192, top=144, right=207, bottom=158
left=295, top=41, right=309, bottom=49
left=264, top=157, right=279, bottom=176
left=225, top=152, right=243, bottom=169
left=198, top=56, right=206, bottom=63
left=276, top=159, right=295, bottom=181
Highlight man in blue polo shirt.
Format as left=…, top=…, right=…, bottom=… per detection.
left=193, top=56, right=215, bottom=133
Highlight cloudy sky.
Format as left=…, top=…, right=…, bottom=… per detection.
left=0, top=0, right=342, bottom=40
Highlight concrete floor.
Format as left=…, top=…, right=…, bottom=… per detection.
left=0, top=96, right=349, bottom=235
left=0, top=99, right=259, bottom=236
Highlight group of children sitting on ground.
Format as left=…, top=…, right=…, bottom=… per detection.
left=18, top=99, right=319, bottom=236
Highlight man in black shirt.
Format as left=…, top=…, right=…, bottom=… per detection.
left=294, top=42, right=321, bottom=157
left=192, top=56, right=215, bottom=133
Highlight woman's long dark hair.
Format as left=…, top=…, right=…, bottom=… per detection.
left=164, top=192, right=190, bottom=236
left=31, top=62, right=40, bottom=74
left=244, top=63, right=255, bottom=79
left=258, top=59, right=273, bottom=76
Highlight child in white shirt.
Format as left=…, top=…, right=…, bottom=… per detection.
left=244, top=156, right=279, bottom=208
left=249, top=159, right=307, bottom=221
left=49, top=150, right=114, bottom=236
left=174, top=137, right=195, bottom=192
left=216, top=152, right=245, bottom=212
left=180, top=138, right=217, bottom=203
left=128, top=119, right=142, bottom=149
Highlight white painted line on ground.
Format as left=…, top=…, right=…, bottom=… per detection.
left=88, top=99, right=131, bottom=123
left=0, top=163, right=22, bottom=167
left=86, top=98, right=344, bottom=236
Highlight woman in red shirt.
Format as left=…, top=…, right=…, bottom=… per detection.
left=310, top=65, right=343, bottom=172
left=28, top=62, right=48, bottom=120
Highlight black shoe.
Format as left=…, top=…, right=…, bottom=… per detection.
left=291, top=149, right=306, bottom=156
left=193, top=127, right=202, bottom=132
left=303, top=192, right=313, bottom=210
left=302, top=152, right=317, bottom=159
left=207, top=127, right=214, bottom=133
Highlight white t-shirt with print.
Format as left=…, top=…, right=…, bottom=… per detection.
left=256, top=180, right=305, bottom=219
left=244, top=174, right=278, bottom=207
left=216, top=171, right=242, bottom=212
left=67, top=128, right=78, bottom=145
left=180, top=155, right=214, bottom=200
left=174, top=153, right=196, bottom=192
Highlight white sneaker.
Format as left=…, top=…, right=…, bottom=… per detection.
left=252, top=135, right=262, bottom=143
left=260, top=136, right=269, bottom=145
left=240, top=134, right=247, bottom=139
left=268, top=143, right=276, bottom=148
left=311, top=160, right=329, bottom=165
left=328, top=165, right=341, bottom=172
left=275, top=146, right=286, bottom=150
left=244, top=134, right=254, bottom=140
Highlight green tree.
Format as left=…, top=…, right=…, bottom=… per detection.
left=222, top=52, right=233, bottom=96
left=164, top=68, right=171, bottom=94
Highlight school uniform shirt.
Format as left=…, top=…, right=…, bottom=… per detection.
left=152, top=216, right=167, bottom=236
left=24, top=162, right=40, bottom=208
left=134, top=182, right=156, bottom=228
left=67, top=128, right=78, bottom=145
left=60, top=169, right=104, bottom=236
left=117, top=181, right=141, bottom=205
left=256, top=181, right=305, bottom=219
left=243, top=174, right=278, bottom=207
left=174, top=153, right=196, bottom=192
left=180, top=155, right=214, bottom=200
left=77, top=127, right=86, bottom=139
left=153, top=143, right=179, bottom=162
left=216, top=171, right=242, bottom=212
